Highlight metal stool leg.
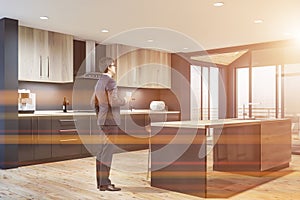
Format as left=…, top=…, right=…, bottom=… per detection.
left=145, top=125, right=151, bottom=180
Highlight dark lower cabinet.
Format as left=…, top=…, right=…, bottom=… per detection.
left=18, top=117, right=36, bottom=164
left=18, top=112, right=180, bottom=166
left=19, top=115, right=90, bottom=166
left=51, top=116, right=81, bottom=157
left=19, top=117, right=52, bottom=164
left=74, top=115, right=93, bottom=156
left=119, top=113, right=181, bottom=151
left=35, top=117, right=52, bottom=160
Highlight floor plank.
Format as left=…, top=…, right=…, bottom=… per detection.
left=1, top=150, right=300, bottom=199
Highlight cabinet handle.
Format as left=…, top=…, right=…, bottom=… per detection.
left=47, top=56, right=50, bottom=78
left=39, top=56, right=42, bottom=77
left=59, top=119, right=77, bottom=122
left=59, top=138, right=78, bottom=144
left=59, top=129, right=77, bottom=133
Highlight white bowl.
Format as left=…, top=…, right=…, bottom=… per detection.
left=150, top=101, right=165, bottom=111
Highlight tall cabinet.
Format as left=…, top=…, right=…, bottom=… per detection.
left=18, top=26, right=73, bottom=83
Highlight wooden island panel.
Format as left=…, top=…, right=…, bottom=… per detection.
left=213, top=119, right=291, bottom=172
left=213, top=124, right=261, bottom=172
left=260, top=120, right=291, bottom=171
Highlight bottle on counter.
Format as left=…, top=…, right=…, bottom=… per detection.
left=63, top=97, right=68, bottom=112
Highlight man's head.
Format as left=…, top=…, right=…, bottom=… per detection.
left=98, top=57, right=117, bottom=76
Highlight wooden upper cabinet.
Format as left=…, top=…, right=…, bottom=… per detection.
left=48, top=32, right=73, bottom=82
left=33, top=28, right=49, bottom=80
left=107, top=44, right=171, bottom=88
left=18, top=26, right=36, bottom=80
left=137, top=49, right=171, bottom=88
left=18, top=26, right=73, bottom=83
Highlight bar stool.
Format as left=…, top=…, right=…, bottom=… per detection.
left=145, top=124, right=151, bottom=180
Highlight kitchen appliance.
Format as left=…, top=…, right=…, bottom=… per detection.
left=150, top=101, right=166, bottom=111
left=18, top=89, right=36, bottom=113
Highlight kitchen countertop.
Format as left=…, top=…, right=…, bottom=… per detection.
left=151, top=118, right=290, bottom=129
left=120, top=109, right=180, bottom=115
left=18, top=109, right=180, bottom=118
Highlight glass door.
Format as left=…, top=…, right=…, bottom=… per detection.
left=283, top=64, right=300, bottom=143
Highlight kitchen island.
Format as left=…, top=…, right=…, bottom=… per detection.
left=150, top=118, right=291, bottom=198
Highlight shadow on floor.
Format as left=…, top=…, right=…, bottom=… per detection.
left=292, top=144, right=300, bottom=155
left=121, top=186, right=166, bottom=193
left=206, top=169, right=293, bottom=198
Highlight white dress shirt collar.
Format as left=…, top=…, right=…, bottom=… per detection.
left=103, top=73, right=112, bottom=78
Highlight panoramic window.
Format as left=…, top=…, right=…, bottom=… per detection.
left=236, top=68, right=249, bottom=118
left=190, top=65, right=219, bottom=120
left=252, top=66, right=276, bottom=118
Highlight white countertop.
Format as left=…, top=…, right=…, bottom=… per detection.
left=120, top=109, right=180, bottom=115
left=18, top=110, right=95, bottom=117
left=151, top=118, right=290, bottom=129
left=18, top=109, right=180, bottom=118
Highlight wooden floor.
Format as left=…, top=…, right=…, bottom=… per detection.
left=1, top=149, right=300, bottom=200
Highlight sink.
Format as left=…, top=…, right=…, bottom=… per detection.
left=51, top=110, right=74, bottom=113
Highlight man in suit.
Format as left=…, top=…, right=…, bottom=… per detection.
left=93, top=57, right=129, bottom=191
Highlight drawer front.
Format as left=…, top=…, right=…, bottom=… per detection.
left=52, top=116, right=81, bottom=157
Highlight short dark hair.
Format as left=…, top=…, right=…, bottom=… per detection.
left=98, top=57, right=114, bottom=73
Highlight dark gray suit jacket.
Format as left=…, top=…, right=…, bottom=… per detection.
left=94, top=74, right=126, bottom=126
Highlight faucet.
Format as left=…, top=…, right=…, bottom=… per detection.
left=129, top=97, right=135, bottom=111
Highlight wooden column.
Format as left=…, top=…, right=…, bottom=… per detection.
left=0, top=18, right=19, bottom=169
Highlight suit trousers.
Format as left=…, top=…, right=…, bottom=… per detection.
left=96, top=125, right=118, bottom=187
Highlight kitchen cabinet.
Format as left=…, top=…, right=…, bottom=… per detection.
left=18, top=117, right=52, bottom=164
left=18, top=114, right=92, bottom=166
left=18, top=117, right=36, bottom=164
left=51, top=116, right=81, bottom=157
left=48, top=32, right=73, bottom=82
left=18, top=26, right=36, bottom=80
left=18, top=26, right=73, bottom=83
left=33, top=28, right=49, bottom=80
left=17, top=111, right=180, bottom=166
left=73, top=40, right=86, bottom=77
left=73, top=115, right=92, bottom=155
left=35, top=117, right=52, bottom=160
left=136, top=49, right=171, bottom=88
left=106, top=44, right=171, bottom=88
left=120, top=112, right=180, bottom=151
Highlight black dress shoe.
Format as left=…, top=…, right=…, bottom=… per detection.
left=99, top=184, right=121, bottom=191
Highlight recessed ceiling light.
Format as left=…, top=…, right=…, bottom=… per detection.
left=147, top=39, right=154, bottom=42
left=254, top=19, right=263, bottom=24
left=40, top=16, right=49, bottom=20
left=101, top=29, right=109, bottom=33
left=213, top=2, right=224, bottom=7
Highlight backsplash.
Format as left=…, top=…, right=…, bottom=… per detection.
left=19, top=81, right=180, bottom=111
left=19, top=81, right=74, bottom=110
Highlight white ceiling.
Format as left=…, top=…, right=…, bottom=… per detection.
left=1, top=0, right=300, bottom=52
